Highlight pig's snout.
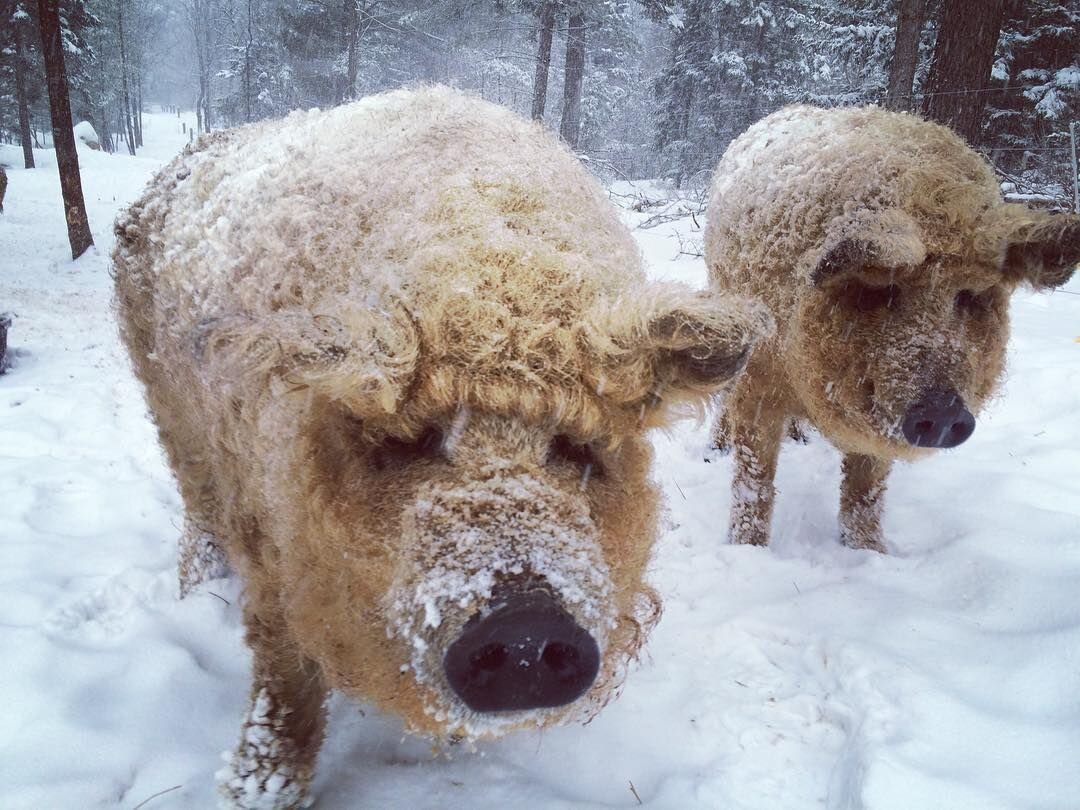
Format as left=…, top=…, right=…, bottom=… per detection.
left=442, top=588, right=600, bottom=713
left=901, top=389, right=975, bottom=448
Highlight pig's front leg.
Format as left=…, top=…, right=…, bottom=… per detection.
left=219, top=596, right=329, bottom=810
left=839, top=453, right=891, bottom=553
left=726, top=382, right=786, bottom=547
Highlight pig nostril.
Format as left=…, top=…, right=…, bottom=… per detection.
left=950, top=421, right=966, bottom=434
left=471, top=643, right=508, bottom=672
left=915, top=419, right=933, bottom=433
left=541, top=642, right=581, bottom=681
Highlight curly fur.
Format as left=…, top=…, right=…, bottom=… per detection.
left=114, top=86, right=768, bottom=808
left=706, top=104, right=1080, bottom=550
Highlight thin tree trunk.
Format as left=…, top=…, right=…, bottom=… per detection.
left=36, top=0, right=94, bottom=259
left=244, top=0, right=253, bottom=120
left=531, top=2, right=556, bottom=121
left=885, top=0, right=927, bottom=111
left=921, top=0, right=1005, bottom=144
left=14, top=20, right=35, bottom=169
left=559, top=9, right=586, bottom=148
left=342, top=0, right=360, bottom=103
left=134, top=79, right=143, bottom=146
left=118, top=0, right=137, bottom=155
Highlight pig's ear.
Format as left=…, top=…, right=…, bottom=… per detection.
left=195, top=301, right=419, bottom=416
left=1001, top=214, right=1080, bottom=290
left=588, top=285, right=773, bottom=415
left=809, top=208, right=927, bottom=284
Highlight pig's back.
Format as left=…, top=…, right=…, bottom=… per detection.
left=704, top=105, right=1001, bottom=320
left=114, top=86, right=641, bottom=361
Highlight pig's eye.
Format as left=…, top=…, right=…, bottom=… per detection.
left=836, top=281, right=900, bottom=313
left=955, top=289, right=992, bottom=317
left=548, top=435, right=603, bottom=477
left=371, top=427, right=444, bottom=470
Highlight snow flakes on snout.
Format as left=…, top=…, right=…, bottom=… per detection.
left=387, top=471, right=614, bottom=736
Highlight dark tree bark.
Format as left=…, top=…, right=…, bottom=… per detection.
left=558, top=8, right=586, bottom=148
left=37, top=0, right=94, bottom=259
left=921, top=0, right=1006, bottom=144
left=885, top=0, right=926, bottom=112
left=14, top=19, right=35, bottom=169
left=530, top=2, right=556, bottom=121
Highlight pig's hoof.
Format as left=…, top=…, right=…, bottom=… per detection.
left=216, top=751, right=314, bottom=810
left=841, top=532, right=887, bottom=554
left=728, top=529, right=769, bottom=547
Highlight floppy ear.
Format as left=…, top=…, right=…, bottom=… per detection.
left=1001, top=214, right=1080, bottom=290
left=587, top=284, right=773, bottom=416
left=809, top=208, right=927, bottom=285
left=194, top=300, right=419, bottom=417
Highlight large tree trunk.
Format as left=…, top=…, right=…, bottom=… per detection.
left=118, top=0, right=137, bottom=155
left=558, top=9, right=586, bottom=149
left=531, top=2, right=556, bottom=121
left=885, top=0, right=926, bottom=112
left=14, top=20, right=35, bottom=169
left=36, top=0, right=94, bottom=259
left=921, top=0, right=1005, bottom=144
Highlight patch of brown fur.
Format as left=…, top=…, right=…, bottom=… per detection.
left=706, top=105, right=1080, bottom=549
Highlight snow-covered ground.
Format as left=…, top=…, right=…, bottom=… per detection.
left=2, top=109, right=1079, bottom=810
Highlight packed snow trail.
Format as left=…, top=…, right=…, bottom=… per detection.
left=2, top=111, right=1079, bottom=810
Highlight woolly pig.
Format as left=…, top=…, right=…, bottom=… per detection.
left=706, top=105, right=1080, bottom=552
left=113, top=86, right=769, bottom=809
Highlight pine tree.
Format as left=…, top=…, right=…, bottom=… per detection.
left=984, top=0, right=1079, bottom=199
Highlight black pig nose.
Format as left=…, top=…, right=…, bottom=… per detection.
left=901, top=389, right=975, bottom=448
left=443, top=588, right=600, bottom=713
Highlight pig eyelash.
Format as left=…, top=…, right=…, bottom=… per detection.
left=371, top=427, right=445, bottom=470
left=836, top=281, right=901, bottom=314
left=547, top=435, right=604, bottom=477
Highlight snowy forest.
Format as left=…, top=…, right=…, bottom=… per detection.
left=2, top=0, right=1079, bottom=202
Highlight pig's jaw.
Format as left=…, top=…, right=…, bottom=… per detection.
left=385, top=473, right=616, bottom=738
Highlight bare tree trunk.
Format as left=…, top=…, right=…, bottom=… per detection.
left=118, top=0, right=137, bottom=155
left=921, top=0, right=1005, bottom=144
left=341, top=0, right=361, bottom=103
left=558, top=8, right=586, bottom=149
left=187, top=0, right=215, bottom=133
left=134, top=78, right=143, bottom=146
left=885, top=0, right=926, bottom=111
left=244, top=0, right=253, bottom=121
left=531, top=2, right=556, bottom=121
left=36, top=0, right=94, bottom=259
left=90, top=108, right=113, bottom=153
left=14, top=20, right=35, bottom=169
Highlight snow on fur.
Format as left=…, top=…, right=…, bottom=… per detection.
left=705, top=104, right=1080, bottom=551
left=4, top=105, right=1080, bottom=810
left=111, top=88, right=765, bottom=807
